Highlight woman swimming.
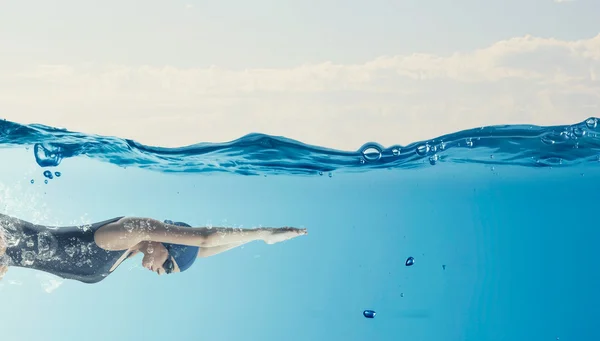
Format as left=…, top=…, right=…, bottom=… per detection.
left=0, top=214, right=306, bottom=283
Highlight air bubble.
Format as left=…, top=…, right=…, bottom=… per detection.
left=328, top=172, right=333, bottom=178
left=5, top=233, right=21, bottom=247
left=44, top=179, right=48, bottom=184
left=363, top=310, right=376, bottom=319
left=465, top=138, right=473, bottom=147
left=573, top=127, right=585, bottom=138
left=416, top=144, right=430, bottom=156
left=440, top=142, right=446, bottom=150
left=541, top=136, right=555, bottom=145
left=392, top=148, right=400, bottom=156
left=586, top=118, right=597, bottom=129
left=361, top=145, right=382, bottom=162
left=30, top=179, right=34, bottom=184
left=124, top=222, right=134, bottom=233
left=54, top=172, right=61, bottom=177
left=79, top=224, right=92, bottom=233
left=405, top=256, right=415, bottom=266
left=65, top=245, right=76, bottom=257
left=34, top=143, right=63, bottom=167
left=43, top=170, right=53, bottom=179
left=21, top=251, right=35, bottom=266
left=429, top=154, right=439, bottom=165
left=37, top=231, right=57, bottom=260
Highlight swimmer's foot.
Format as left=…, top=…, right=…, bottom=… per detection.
left=263, top=227, right=307, bottom=245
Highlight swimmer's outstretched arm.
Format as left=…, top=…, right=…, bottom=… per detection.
left=94, top=217, right=307, bottom=252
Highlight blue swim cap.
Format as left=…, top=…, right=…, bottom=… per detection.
left=163, top=220, right=199, bottom=272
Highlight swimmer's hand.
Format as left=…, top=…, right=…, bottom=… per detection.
left=263, top=227, right=307, bottom=245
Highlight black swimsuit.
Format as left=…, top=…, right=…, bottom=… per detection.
left=3, top=216, right=126, bottom=284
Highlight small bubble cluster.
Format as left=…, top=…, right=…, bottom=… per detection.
left=416, top=144, right=430, bottom=156
left=31, top=170, right=63, bottom=185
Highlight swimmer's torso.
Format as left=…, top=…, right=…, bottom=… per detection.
left=1, top=215, right=126, bottom=284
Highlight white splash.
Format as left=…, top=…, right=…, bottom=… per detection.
left=36, top=274, right=64, bottom=293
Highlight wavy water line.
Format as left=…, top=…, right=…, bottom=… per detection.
left=0, top=117, right=599, bottom=175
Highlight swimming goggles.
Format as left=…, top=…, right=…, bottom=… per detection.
left=163, top=257, right=175, bottom=274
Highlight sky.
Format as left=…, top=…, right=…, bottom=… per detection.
left=0, top=0, right=598, bottom=150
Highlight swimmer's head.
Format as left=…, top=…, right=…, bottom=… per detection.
left=162, top=243, right=199, bottom=274
left=160, top=220, right=199, bottom=274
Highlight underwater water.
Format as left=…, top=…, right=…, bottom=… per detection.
left=0, top=118, right=599, bottom=341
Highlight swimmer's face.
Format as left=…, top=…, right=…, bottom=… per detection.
left=140, top=242, right=180, bottom=275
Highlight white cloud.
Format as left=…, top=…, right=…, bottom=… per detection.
left=0, top=34, right=599, bottom=150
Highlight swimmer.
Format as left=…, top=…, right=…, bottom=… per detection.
left=0, top=214, right=306, bottom=283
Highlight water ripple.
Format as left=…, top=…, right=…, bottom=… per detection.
left=0, top=118, right=599, bottom=175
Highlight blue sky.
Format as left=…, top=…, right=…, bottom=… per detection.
left=0, top=0, right=598, bottom=149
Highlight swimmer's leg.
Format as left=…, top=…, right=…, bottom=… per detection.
left=94, top=217, right=307, bottom=251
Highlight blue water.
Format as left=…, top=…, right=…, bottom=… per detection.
left=0, top=118, right=599, bottom=341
